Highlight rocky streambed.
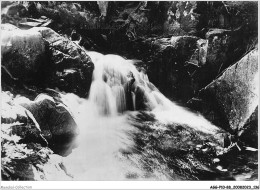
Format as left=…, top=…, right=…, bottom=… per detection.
left=1, top=1, right=258, bottom=181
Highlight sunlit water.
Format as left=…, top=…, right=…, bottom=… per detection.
left=59, top=52, right=222, bottom=180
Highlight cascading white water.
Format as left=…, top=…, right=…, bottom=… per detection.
left=59, top=51, right=222, bottom=180
left=112, top=85, right=126, bottom=113
left=87, top=51, right=162, bottom=114
left=88, top=52, right=129, bottom=115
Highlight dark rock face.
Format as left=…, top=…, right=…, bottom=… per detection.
left=1, top=26, right=94, bottom=97
left=120, top=36, right=205, bottom=102
left=19, top=94, right=78, bottom=155
left=116, top=28, right=256, bottom=104
left=33, top=27, right=94, bottom=97
left=189, top=29, right=234, bottom=91
left=205, top=29, right=232, bottom=76
left=134, top=85, right=151, bottom=111
left=6, top=3, right=28, bottom=17
left=194, top=28, right=256, bottom=89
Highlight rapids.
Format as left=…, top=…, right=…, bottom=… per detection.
left=59, top=52, right=223, bottom=180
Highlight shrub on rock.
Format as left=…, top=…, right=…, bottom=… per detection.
left=1, top=91, right=73, bottom=180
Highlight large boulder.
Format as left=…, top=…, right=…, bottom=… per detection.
left=19, top=93, right=79, bottom=155
left=1, top=91, right=73, bottom=180
left=1, top=91, right=78, bottom=155
left=1, top=26, right=94, bottom=97
left=1, top=27, right=46, bottom=82
left=195, top=49, right=258, bottom=145
left=204, top=49, right=258, bottom=131
left=32, top=27, right=94, bottom=96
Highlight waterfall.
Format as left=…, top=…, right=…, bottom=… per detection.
left=89, top=80, right=117, bottom=116
left=87, top=51, right=164, bottom=114
left=59, top=51, right=221, bottom=180
left=87, top=52, right=155, bottom=115
left=112, top=85, right=126, bottom=113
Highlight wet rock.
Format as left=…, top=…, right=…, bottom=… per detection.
left=32, top=27, right=94, bottom=96
left=19, top=94, right=78, bottom=155
left=124, top=77, right=136, bottom=111
left=1, top=26, right=94, bottom=97
left=200, top=49, right=258, bottom=140
left=0, top=92, right=71, bottom=180
left=1, top=28, right=46, bottom=82
left=123, top=36, right=206, bottom=102
left=134, top=85, right=149, bottom=111
left=1, top=92, right=72, bottom=180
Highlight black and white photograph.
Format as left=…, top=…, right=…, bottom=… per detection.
left=1, top=1, right=259, bottom=189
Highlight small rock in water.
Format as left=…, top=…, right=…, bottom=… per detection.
left=216, top=165, right=227, bottom=172
left=196, top=144, right=202, bottom=150
left=216, top=151, right=224, bottom=156
left=216, top=166, right=222, bottom=170
left=245, top=147, right=258, bottom=152
left=213, top=158, right=220, bottom=163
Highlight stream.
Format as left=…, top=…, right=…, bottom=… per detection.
left=51, top=52, right=257, bottom=180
